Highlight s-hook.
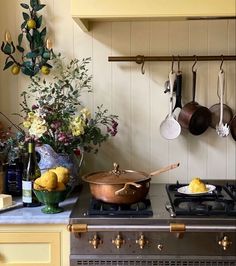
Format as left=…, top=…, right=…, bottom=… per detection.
left=220, top=55, right=224, bottom=72
left=177, top=55, right=181, bottom=73
left=171, top=55, right=175, bottom=73
left=192, top=55, right=197, bottom=72
left=135, top=55, right=145, bottom=74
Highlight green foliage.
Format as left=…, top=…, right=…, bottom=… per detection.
left=1, top=1, right=53, bottom=76
left=19, top=55, right=118, bottom=154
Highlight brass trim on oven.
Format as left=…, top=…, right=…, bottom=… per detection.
left=170, top=223, right=186, bottom=233
left=67, top=223, right=88, bottom=233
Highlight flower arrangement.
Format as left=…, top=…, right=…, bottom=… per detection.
left=19, top=54, right=118, bottom=155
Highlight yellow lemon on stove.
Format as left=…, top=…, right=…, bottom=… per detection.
left=27, top=19, right=36, bottom=29
left=11, top=65, right=20, bottom=75
left=41, top=66, right=50, bottom=75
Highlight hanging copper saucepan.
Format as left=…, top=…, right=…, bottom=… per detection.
left=82, top=162, right=180, bottom=204
left=178, top=59, right=212, bottom=135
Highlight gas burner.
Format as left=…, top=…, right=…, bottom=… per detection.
left=86, top=197, right=153, bottom=217
left=225, top=183, right=236, bottom=200
left=166, top=183, right=236, bottom=216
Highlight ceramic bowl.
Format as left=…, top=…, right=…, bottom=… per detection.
left=33, top=186, right=71, bottom=214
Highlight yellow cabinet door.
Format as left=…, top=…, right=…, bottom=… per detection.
left=0, top=232, right=60, bottom=266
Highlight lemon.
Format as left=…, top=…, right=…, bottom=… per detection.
left=41, top=66, right=50, bottom=75
left=33, top=179, right=44, bottom=191
left=11, top=65, right=20, bottom=75
left=55, top=182, right=66, bottom=191
left=50, top=166, right=70, bottom=184
left=40, top=171, right=58, bottom=191
left=189, top=177, right=207, bottom=193
left=27, top=19, right=36, bottom=29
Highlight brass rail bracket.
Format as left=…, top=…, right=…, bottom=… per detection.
left=67, top=224, right=88, bottom=233
left=170, top=223, right=186, bottom=238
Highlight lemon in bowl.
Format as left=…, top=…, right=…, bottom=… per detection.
left=33, top=167, right=71, bottom=214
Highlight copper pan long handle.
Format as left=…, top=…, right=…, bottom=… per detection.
left=149, top=162, right=180, bottom=177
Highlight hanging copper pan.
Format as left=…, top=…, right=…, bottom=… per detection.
left=82, top=162, right=180, bottom=204
left=178, top=69, right=211, bottom=135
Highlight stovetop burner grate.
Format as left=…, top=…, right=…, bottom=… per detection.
left=87, top=197, right=153, bottom=217
left=166, top=182, right=236, bottom=216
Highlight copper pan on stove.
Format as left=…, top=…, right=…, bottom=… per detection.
left=82, top=162, right=180, bottom=204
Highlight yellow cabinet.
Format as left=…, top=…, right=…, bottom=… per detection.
left=0, top=224, right=69, bottom=266
left=71, top=0, right=236, bottom=31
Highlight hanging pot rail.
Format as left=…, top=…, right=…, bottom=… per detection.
left=108, top=55, right=236, bottom=62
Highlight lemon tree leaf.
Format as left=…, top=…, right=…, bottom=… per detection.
left=20, top=3, right=29, bottom=9
left=3, top=43, right=12, bottom=54
left=30, top=0, right=39, bottom=8
left=21, top=21, right=27, bottom=29
left=26, top=33, right=32, bottom=42
left=3, top=60, right=14, bottom=70
left=18, top=33, right=23, bottom=46
left=26, top=51, right=38, bottom=59
left=40, top=27, right=47, bottom=38
left=36, top=15, right=42, bottom=28
left=23, top=12, right=30, bottom=21
left=17, top=45, right=24, bottom=53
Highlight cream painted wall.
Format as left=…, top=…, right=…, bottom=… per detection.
left=0, top=1, right=235, bottom=183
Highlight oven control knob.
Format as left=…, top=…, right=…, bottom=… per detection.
left=157, top=244, right=164, bottom=251
left=136, top=234, right=149, bottom=249
left=112, top=234, right=125, bottom=249
left=218, top=235, right=232, bottom=251
left=89, top=234, right=103, bottom=249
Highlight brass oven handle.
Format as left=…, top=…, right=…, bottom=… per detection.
left=112, top=234, right=125, bottom=249
left=218, top=235, right=232, bottom=251
left=136, top=234, right=149, bottom=249
left=89, top=234, right=103, bottom=249
left=115, top=182, right=142, bottom=196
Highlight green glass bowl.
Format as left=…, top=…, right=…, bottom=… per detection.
left=33, top=186, right=71, bottom=214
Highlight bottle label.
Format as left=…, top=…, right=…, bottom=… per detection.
left=22, top=181, right=32, bottom=203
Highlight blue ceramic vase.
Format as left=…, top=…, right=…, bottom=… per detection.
left=35, top=144, right=83, bottom=188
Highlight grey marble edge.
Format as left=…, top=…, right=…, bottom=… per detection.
left=0, top=195, right=78, bottom=225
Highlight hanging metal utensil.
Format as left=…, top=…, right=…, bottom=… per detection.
left=160, top=71, right=181, bottom=140
left=173, top=58, right=183, bottom=119
left=216, top=69, right=230, bottom=137
left=209, top=58, right=233, bottom=129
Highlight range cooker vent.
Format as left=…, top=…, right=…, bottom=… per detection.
left=74, top=260, right=236, bottom=266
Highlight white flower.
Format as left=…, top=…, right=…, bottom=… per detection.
left=24, top=112, right=47, bottom=138
left=80, top=108, right=91, bottom=120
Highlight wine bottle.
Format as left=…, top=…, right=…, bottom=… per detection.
left=22, top=140, right=41, bottom=207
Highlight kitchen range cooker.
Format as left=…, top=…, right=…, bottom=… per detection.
left=68, top=180, right=236, bottom=266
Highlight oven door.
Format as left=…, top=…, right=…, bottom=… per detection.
left=70, top=231, right=236, bottom=266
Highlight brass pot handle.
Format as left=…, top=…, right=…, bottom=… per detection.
left=149, top=162, right=180, bottom=176
left=115, top=182, right=142, bottom=196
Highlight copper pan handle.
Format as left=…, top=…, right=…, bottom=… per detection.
left=149, top=162, right=180, bottom=177
left=115, top=182, right=142, bottom=196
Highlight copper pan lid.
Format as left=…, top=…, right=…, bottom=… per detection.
left=82, top=163, right=149, bottom=185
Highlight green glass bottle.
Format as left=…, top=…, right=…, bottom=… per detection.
left=22, top=140, right=41, bottom=207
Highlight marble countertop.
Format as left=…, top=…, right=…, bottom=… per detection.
left=0, top=194, right=78, bottom=224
